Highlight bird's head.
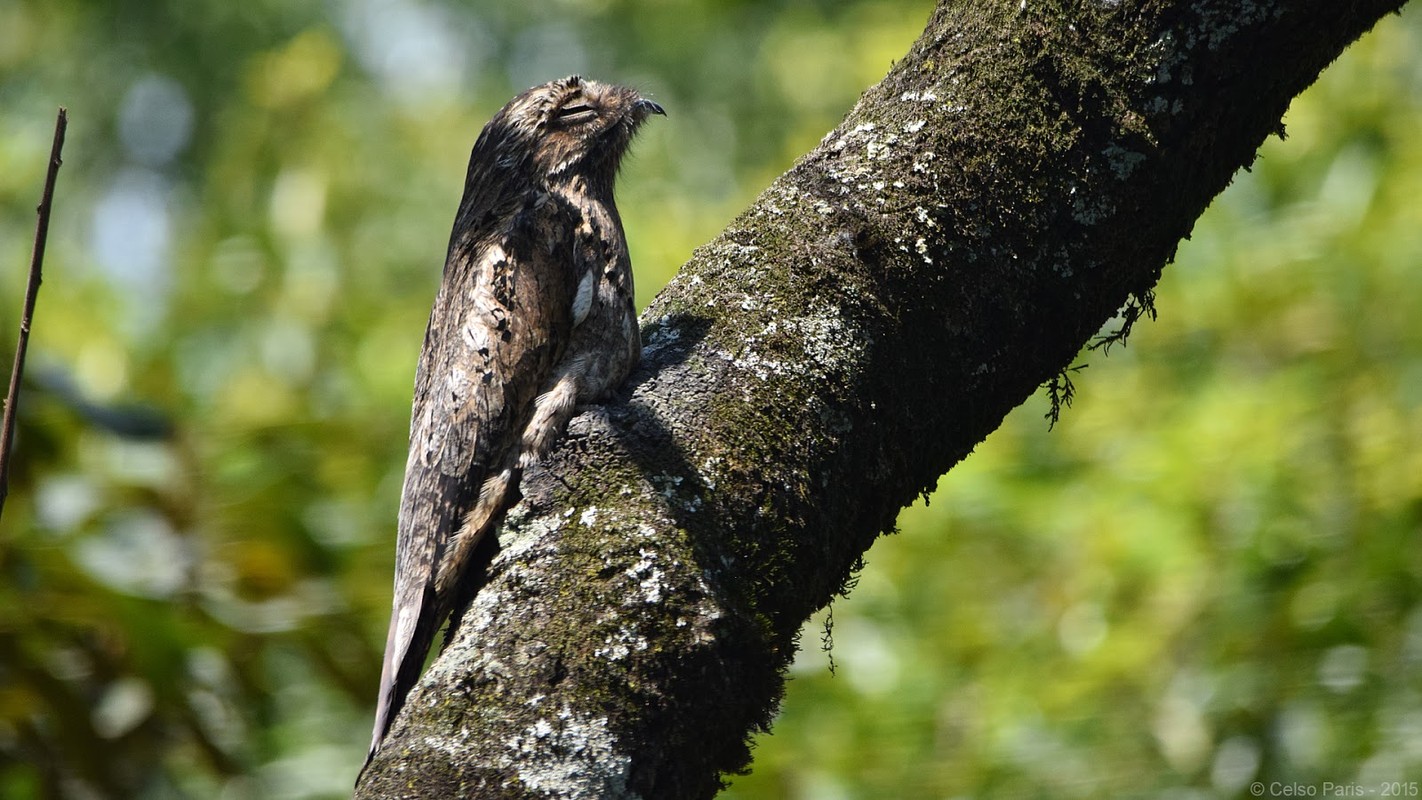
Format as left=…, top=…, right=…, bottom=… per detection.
left=490, top=75, right=665, bottom=187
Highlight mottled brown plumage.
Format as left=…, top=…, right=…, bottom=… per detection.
left=366, top=75, right=662, bottom=764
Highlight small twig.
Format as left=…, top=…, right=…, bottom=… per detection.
left=0, top=107, right=67, bottom=520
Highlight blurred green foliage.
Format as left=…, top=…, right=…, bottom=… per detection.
left=0, top=0, right=1417, bottom=797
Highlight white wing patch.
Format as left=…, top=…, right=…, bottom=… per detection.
left=479, top=243, right=508, bottom=271
left=571, top=269, right=596, bottom=327
left=394, top=605, right=418, bottom=663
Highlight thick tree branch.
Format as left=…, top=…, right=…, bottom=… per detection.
left=357, top=1, right=1406, bottom=796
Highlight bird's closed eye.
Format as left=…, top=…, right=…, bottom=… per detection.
left=555, top=103, right=595, bottom=121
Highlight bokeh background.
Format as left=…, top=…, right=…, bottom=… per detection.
left=1, top=1, right=1419, bottom=797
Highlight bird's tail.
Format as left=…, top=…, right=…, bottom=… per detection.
left=363, top=586, right=440, bottom=772
left=360, top=464, right=522, bottom=782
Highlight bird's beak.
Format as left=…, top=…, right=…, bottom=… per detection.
left=635, top=98, right=666, bottom=117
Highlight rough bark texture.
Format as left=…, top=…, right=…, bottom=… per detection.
left=356, top=0, right=1408, bottom=797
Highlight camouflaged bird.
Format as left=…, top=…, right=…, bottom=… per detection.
left=367, top=75, right=663, bottom=763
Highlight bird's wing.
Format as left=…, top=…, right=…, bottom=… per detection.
left=367, top=197, right=580, bottom=760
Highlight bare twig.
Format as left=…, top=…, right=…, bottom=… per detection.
left=0, top=107, right=67, bottom=520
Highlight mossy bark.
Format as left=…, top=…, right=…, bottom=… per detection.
left=356, top=0, right=1407, bottom=796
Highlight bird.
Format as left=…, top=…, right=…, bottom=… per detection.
left=365, top=75, right=664, bottom=766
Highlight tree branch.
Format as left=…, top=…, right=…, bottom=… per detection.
left=0, top=107, right=67, bottom=521
left=356, top=1, right=1407, bottom=796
